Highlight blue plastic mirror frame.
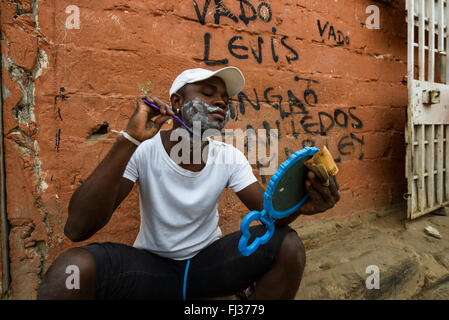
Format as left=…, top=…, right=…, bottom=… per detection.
left=238, top=147, right=320, bottom=256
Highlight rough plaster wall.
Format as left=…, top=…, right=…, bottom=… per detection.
left=0, top=0, right=407, bottom=298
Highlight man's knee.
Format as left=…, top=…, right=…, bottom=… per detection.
left=279, top=231, right=306, bottom=271
left=37, top=247, right=96, bottom=300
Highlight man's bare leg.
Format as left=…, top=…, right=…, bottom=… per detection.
left=250, top=232, right=306, bottom=299
left=37, top=248, right=96, bottom=300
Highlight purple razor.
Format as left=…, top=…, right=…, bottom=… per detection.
left=142, top=98, right=193, bottom=134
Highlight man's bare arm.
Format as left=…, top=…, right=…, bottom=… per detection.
left=235, top=173, right=340, bottom=227
left=65, top=140, right=136, bottom=242
left=235, top=182, right=265, bottom=213
left=64, top=95, right=173, bottom=242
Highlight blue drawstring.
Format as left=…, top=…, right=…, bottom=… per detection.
left=183, top=259, right=191, bottom=300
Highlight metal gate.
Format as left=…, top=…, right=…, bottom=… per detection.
left=406, top=0, right=449, bottom=219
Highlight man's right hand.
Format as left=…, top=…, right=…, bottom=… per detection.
left=125, top=95, right=174, bottom=142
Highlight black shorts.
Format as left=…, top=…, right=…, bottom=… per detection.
left=80, top=225, right=295, bottom=300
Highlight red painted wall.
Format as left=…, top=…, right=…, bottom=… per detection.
left=0, top=0, right=407, bottom=298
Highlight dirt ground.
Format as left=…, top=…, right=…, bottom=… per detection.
left=4, top=204, right=448, bottom=300
left=291, top=204, right=449, bottom=300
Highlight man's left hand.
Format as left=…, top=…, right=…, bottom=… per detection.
left=299, top=171, right=340, bottom=215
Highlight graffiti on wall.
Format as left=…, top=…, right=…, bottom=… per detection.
left=191, top=0, right=362, bottom=183
left=229, top=80, right=364, bottom=159
left=317, top=19, right=350, bottom=46
left=193, top=0, right=298, bottom=65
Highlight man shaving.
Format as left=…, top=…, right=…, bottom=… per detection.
left=37, top=66, right=340, bottom=300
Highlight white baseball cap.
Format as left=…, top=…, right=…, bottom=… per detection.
left=169, top=66, right=245, bottom=98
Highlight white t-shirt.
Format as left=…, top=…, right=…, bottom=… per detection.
left=123, top=131, right=258, bottom=260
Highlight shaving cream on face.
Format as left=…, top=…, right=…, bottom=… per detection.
left=181, top=98, right=230, bottom=131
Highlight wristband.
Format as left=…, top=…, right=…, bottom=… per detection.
left=111, top=130, right=141, bottom=146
